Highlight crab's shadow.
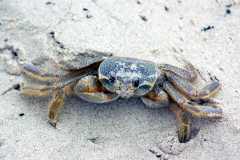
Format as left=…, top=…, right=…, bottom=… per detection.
left=21, top=96, right=173, bottom=134
left=20, top=95, right=222, bottom=143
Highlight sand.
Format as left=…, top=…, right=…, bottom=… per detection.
left=0, top=0, right=240, bottom=159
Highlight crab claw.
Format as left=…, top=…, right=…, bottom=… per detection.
left=184, top=100, right=223, bottom=118
left=74, top=75, right=119, bottom=103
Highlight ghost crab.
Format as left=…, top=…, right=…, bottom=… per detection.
left=2, top=54, right=222, bottom=143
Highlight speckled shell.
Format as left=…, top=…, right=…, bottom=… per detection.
left=98, top=57, right=159, bottom=97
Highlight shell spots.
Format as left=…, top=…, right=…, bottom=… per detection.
left=99, top=57, right=158, bottom=97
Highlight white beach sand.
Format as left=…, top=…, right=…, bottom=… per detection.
left=0, top=0, right=240, bottom=159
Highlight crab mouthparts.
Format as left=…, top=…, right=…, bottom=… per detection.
left=115, top=85, right=135, bottom=98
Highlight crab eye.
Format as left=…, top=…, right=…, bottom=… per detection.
left=139, top=84, right=150, bottom=90
left=135, top=84, right=152, bottom=96
left=133, top=79, right=140, bottom=87
left=99, top=77, right=116, bottom=93
left=109, top=76, right=115, bottom=83
left=101, top=79, right=111, bottom=85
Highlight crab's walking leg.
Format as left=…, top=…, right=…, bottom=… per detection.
left=166, top=72, right=221, bottom=100
left=1, top=84, right=21, bottom=95
left=1, top=83, right=52, bottom=96
left=197, top=81, right=221, bottom=99
left=175, top=57, right=199, bottom=82
left=160, top=62, right=197, bottom=82
left=141, top=88, right=169, bottom=108
left=170, top=104, right=191, bottom=143
left=48, top=89, right=65, bottom=128
left=163, top=82, right=223, bottom=118
left=20, top=63, right=59, bottom=83
left=21, top=85, right=52, bottom=96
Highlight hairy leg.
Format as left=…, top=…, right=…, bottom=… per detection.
left=20, top=62, right=61, bottom=83
left=1, top=83, right=51, bottom=96
left=166, top=72, right=221, bottom=100
left=170, top=104, right=191, bottom=143
left=160, top=61, right=197, bottom=82
left=1, top=84, right=21, bottom=95
left=163, top=82, right=223, bottom=118
left=141, top=87, right=169, bottom=108
left=48, top=89, right=65, bottom=127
